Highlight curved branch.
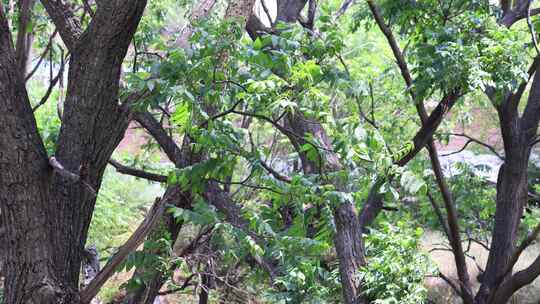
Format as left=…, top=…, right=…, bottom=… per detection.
left=491, top=221, right=540, bottom=291
left=526, top=0, right=540, bottom=55
left=439, top=272, right=463, bottom=298
left=26, top=29, right=58, bottom=81
left=396, top=89, right=462, bottom=166
left=531, top=135, right=540, bottom=147
left=490, top=253, right=540, bottom=304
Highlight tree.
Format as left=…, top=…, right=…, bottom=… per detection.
left=1, top=0, right=540, bottom=303
left=0, top=1, right=147, bottom=302
left=348, top=1, right=540, bottom=303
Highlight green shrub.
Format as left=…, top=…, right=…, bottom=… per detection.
left=361, top=221, right=433, bottom=304
left=87, top=167, right=163, bottom=257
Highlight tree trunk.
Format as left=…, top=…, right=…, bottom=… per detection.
left=45, top=4, right=146, bottom=289
left=0, top=8, right=75, bottom=303
left=15, top=0, right=35, bottom=74
left=0, top=1, right=148, bottom=302
left=284, top=112, right=368, bottom=304
left=476, top=70, right=540, bottom=303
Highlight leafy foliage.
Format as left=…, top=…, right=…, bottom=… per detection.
left=87, top=168, right=162, bottom=257
left=361, top=222, right=433, bottom=304
left=9, top=0, right=540, bottom=302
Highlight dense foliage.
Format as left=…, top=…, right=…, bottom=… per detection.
left=0, top=0, right=539, bottom=304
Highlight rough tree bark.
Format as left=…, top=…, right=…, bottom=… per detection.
left=0, top=8, right=65, bottom=302
left=0, top=1, right=148, bottom=302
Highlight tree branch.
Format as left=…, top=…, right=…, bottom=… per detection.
left=108, top=159, right=167, bottom=183
left=32, top=49, right=66, bottom=112
left=39, top=0, right=83, bottom=50
left=490, top=252, right=540, bottom=304
left=25, top=29, right=58, bottom=81
left=335, top=0, right=356, bottom=18
left=492, top=221, right=540, bottom=291
left=258, top=159, right=292, bottom=183
left=396, top=89, right=463, bottom=166
left=49, top=156, right=96, bottom=195
left=439, top=272, right=463, bottom=298
left=521, top=66, right=540, bottom=141
left=15, top=0, right=36, bottom=73
left=365, top=3, right=475, bottom=300
left=80, top=188, right=179, bottom=303
left=134, top=111, right=185, bottom=168
left=427, top=191, right=451, bottom=240
left=501, top=4, right=540, bottom=27
left=440, top=133, right=504, bottom=160
left=531, top=135, right=540, bottom=147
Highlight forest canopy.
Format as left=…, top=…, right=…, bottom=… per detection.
left=0, top=0, right=539, bottom=303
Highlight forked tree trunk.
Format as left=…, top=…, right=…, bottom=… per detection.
left=0, top=1, right=148, bottom=303
left=1, top=7, right=73, bottom=303
left=476, top=70, right=540, bottom=303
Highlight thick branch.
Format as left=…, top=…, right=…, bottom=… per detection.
left=336, top=0, right=355, bottom=18
left=15, top=0, right=35, bottom=73
left=134, top=111, right=185, bottom=168
left=521, top=69, right=540, bottom=141
left=490, top=253, right=540, bottom=304
left=501, top=4, right=540, bottom=27
left=39, top=0, right=83, bottom=50
left=492, top=221, right=540, bottom=290
left=259, top=159, right=292, bottom=183
left=396, top=89, right=462, bottom=166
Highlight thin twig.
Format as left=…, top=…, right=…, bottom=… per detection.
left=440, top=133, right=504, bottom=160
left=26, top=29, right=58, bottom=81
left=33, top=49, right=67, bottom=112
left=427, top=191, right=451, bottom=240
